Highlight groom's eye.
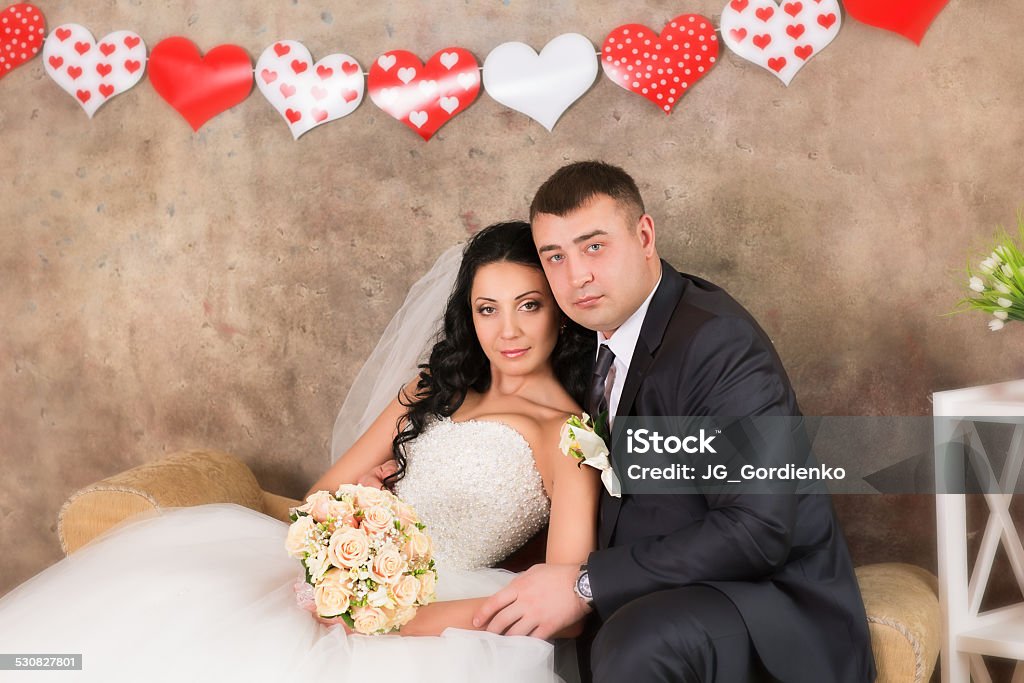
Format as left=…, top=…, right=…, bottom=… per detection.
left=586, top=243, right=602, bottom=253
left=547, top=254, right=564, bottom=263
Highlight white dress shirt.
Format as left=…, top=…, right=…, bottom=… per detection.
left=598, top=273, right=663, bottom=426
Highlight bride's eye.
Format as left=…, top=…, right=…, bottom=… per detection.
left=478, top=305, right=496, bottom=315
left=520, top=300, right=540, bottom=312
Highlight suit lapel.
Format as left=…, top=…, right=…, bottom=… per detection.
left=598, top=262, right=687, bottom=548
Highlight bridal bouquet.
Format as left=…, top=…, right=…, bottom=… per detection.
left=560, top=413, right=621, bottom=498
left=286, top=484, right=437, bottom=634
left=953, top=212, right=1024, bottom=331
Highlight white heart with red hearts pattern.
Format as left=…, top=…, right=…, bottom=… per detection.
left=256, top=40, right=364, bottom=140
left=720, top=0, right=841, bottom=86
left=42, top=23, right=146, bottom=117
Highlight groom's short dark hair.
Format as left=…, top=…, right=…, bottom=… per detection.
left=530, top=161, right=645, bottom=223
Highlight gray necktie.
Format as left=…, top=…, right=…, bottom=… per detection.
left=588, top=344, right=616, bottom=419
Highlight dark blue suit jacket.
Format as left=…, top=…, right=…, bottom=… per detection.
left=586, top=262, right=876, bottom=683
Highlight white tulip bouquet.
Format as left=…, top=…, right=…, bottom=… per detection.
left=954, top=211, right=1024, bottom=331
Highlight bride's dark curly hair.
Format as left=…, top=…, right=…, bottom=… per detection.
left=385, top=221, right=595, bottom=486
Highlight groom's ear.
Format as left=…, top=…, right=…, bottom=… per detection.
left=636, top=214, right=657, bottom=256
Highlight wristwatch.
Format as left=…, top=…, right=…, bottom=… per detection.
left=573, top=564, right=593, bottom=606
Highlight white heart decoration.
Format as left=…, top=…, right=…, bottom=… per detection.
left=256, top=40, right=364, bottom=140
left=720, top=0, right=841, bottom=86
left=483, top=33, right=598, bottom=132
left=42, top=24, right=147, bottom=118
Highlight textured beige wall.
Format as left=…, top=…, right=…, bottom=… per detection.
left=2, top=0, right=1023, bottom=601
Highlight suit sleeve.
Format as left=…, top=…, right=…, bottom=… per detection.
left=587, top=315, right=801, bottom=620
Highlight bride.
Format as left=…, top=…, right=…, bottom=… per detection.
left=0, top=221, right=601, bottom=682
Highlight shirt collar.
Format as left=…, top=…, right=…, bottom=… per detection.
left=597, top=272, right=663, bottom=365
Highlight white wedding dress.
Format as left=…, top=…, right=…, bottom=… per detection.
left=0, top=417, right=572, bottom=682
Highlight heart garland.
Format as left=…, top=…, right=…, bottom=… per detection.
left=42, top=24, right=146, bottom=117
left=148, top=37, right=253, bottom=131
left=601, top=14, right=719, bottom=114
left=368, top=48, right=480, bottom=141
left=720, top=0, right=842, bottom=86
left=0, top=3, right=45, bottom=81
left=482, top=33, right=598, bottom=132
left=255, top=40, right=364, bottom=139
left=842, top=0, right=948, bottom=45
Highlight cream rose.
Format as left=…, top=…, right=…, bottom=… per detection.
left=285, top=516, right=317, bottom=559
left=355, top=485, right=390, bottom=509
left=360, top=505, right=395, bottom=535
left=403, top=530, right=432, bottom=561
left=313, top=567, right=353, bottom=617
left=394, top=501, right=420, bottom=528
left=326, top=499, right=357, bottom=530
left=334, top=483, right=359, bottom=499
left=351, top=605, right=389, bottom=634
left=392, top=574, right=421, bottom=607
left=417, top=570, right=437, bottom=604
left=300, top=490, right=337, bottom=523
left=393, top=605, right=417, bottom=627
left=370, top=547, right=406, bottom=585
left=327, top=527, right=370, bottom=569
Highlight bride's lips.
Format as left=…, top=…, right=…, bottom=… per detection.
left=574, top=295, right=603, bottom=309
left=500, top=348, right=529, bottom=359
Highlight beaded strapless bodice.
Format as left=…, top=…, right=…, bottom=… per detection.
left=393, top=417, right=550, bottom=571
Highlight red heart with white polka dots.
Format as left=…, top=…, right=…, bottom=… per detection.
left=0, top=3, right=45, bottom=81
left=601, top=14, right=719, bottom=114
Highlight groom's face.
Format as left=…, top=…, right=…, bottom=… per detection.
left=533, top=194, right=658, bottom=337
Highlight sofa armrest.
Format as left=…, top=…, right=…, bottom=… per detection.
left=263, top=490, right=303, bottom=523
left=57, top=449, right=266, bottom=554
left=856, top=562, right=941, bottom=683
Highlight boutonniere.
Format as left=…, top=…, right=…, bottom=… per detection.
left=559, top=413, right=622, bottom=498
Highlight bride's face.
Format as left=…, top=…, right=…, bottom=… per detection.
left=470, top=261, right=561, bottom=376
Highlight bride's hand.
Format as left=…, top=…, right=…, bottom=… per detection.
left=315, top=613, right=353, bottom=633
left=357, top=459, right=399, bottom=490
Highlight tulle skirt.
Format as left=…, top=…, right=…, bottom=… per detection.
left=0, top=504, right=570, bottom=682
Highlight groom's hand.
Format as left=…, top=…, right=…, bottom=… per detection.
left=473, top=563, right=591, bottom=639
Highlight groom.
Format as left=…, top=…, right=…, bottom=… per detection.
left=474, top=161, right=876, bottom=682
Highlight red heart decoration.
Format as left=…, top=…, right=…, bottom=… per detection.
left=368, top=48, right=481, bottom=141
left=601, top=14, right=719, bottom=114
left=148, top=37, right=253, bottom=131
left=843, top=0, right=948, bottom=44
left=0, top=3, right=46, bottom=81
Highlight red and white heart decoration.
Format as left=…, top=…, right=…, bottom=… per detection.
left=256, top=40, right=364, bottom=140
left=601, top=14, right=719, bottom=115
left=42, top=23, right=146, bottom=117
left=482, top=33, right=598, bottom=132
left=0, top=3, right=45, bottom=81
left=368, top=48, right=480, bottom=141
left=720, top=0, right=841, bottom=86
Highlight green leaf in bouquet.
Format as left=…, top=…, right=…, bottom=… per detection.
left=340, top=612, right=356, bottom=630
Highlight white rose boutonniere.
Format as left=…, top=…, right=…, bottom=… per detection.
left=559, top=413, right=621, bottom=498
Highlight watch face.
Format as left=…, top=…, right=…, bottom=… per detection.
left=577, top=572, right=592, bottom=599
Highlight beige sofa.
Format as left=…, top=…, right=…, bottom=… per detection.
left=57, top=449, right=941, bottom=683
